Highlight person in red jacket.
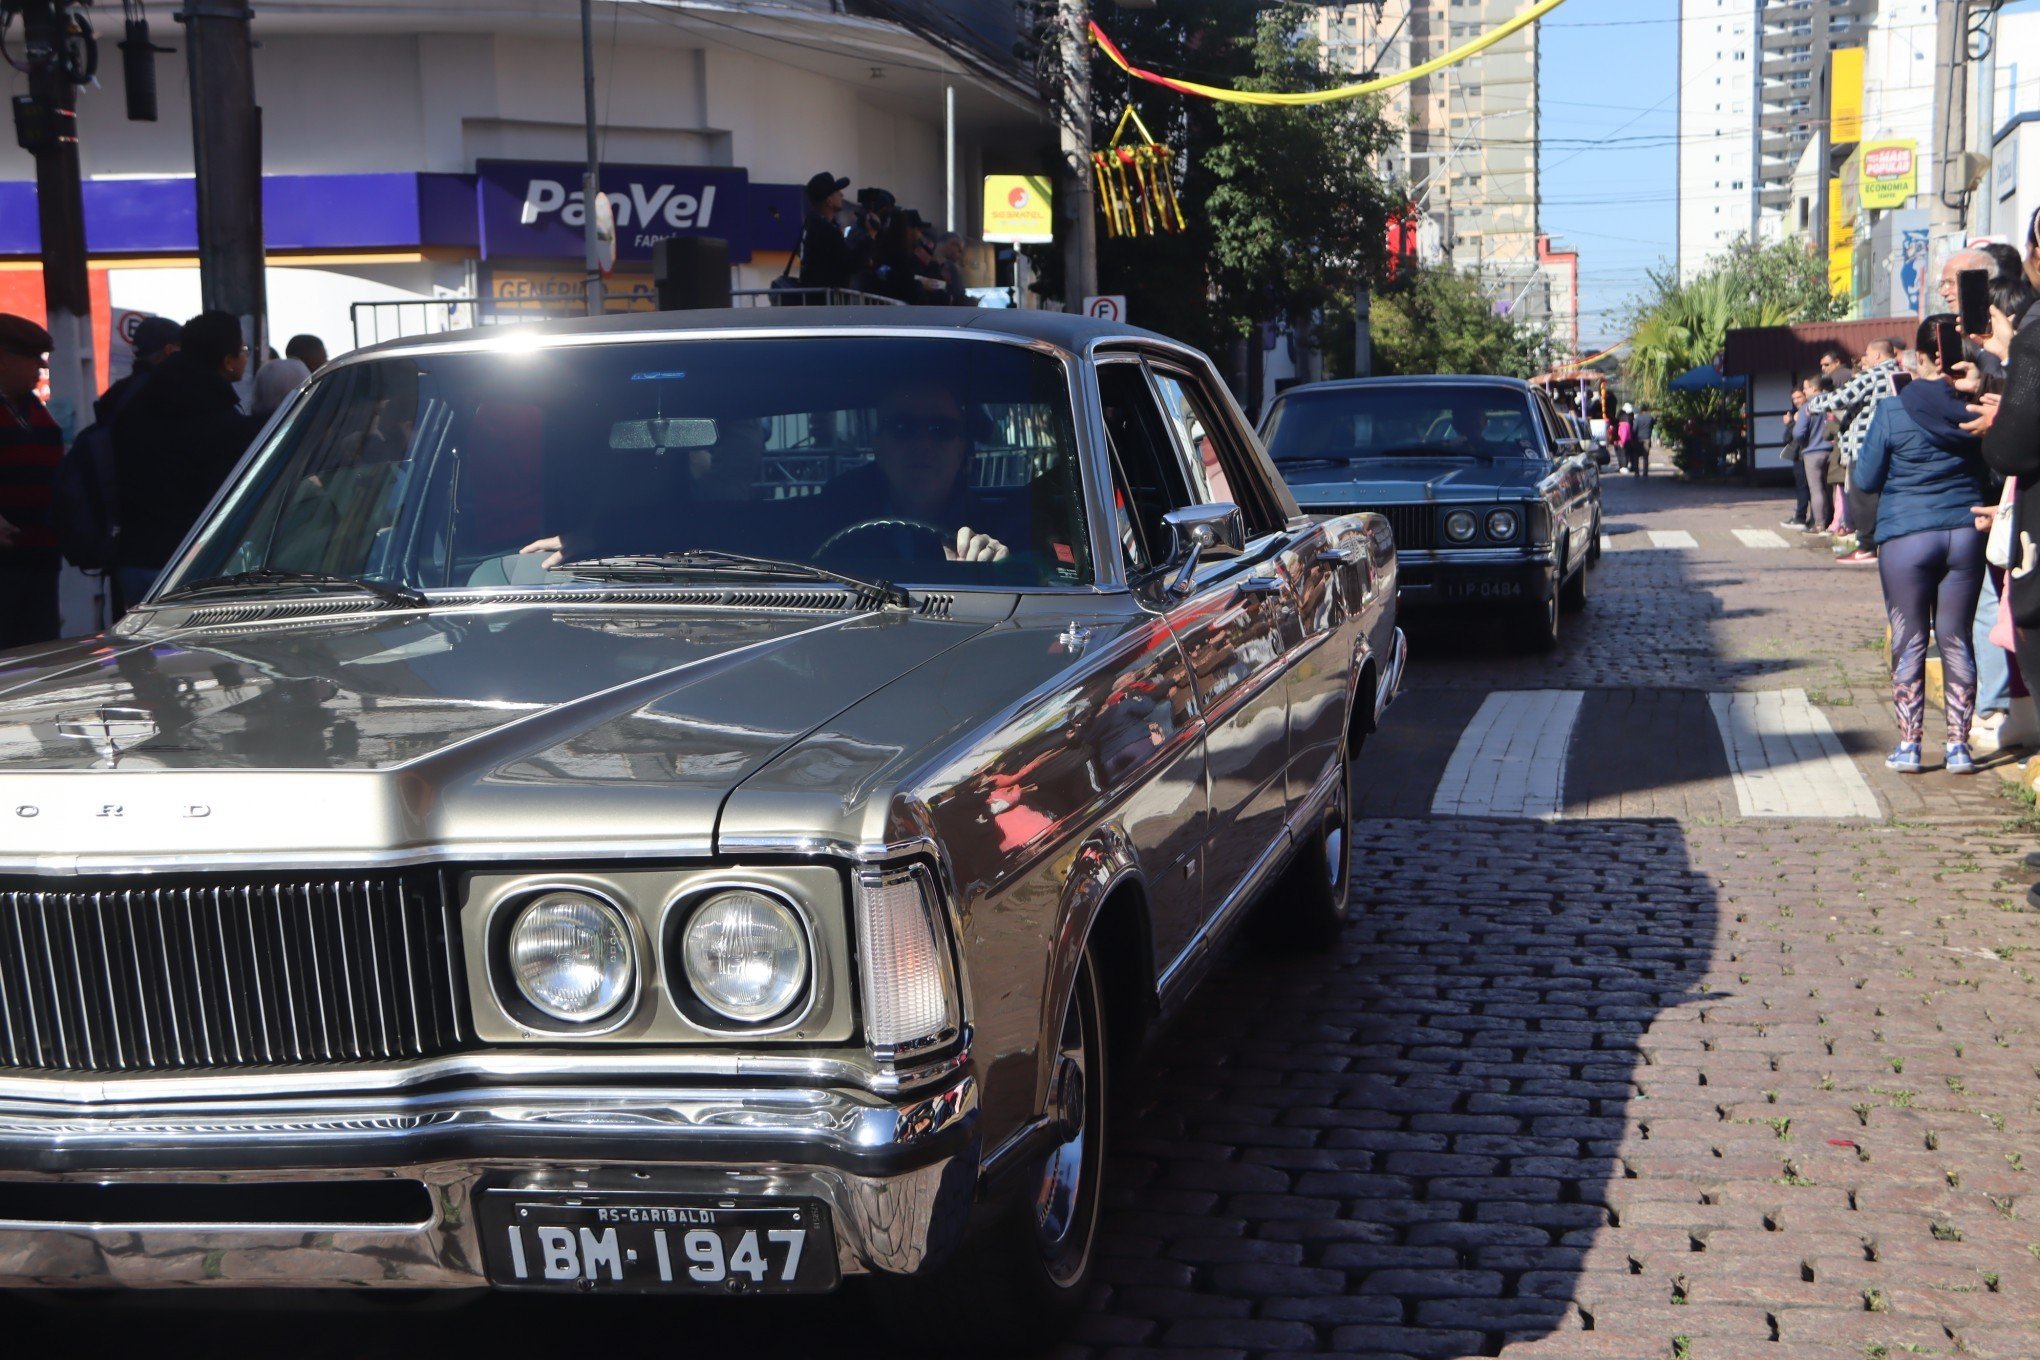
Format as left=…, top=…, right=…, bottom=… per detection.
left=0, top=314, right=64, bottom=649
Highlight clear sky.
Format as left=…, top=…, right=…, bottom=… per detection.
left=1535, top=0, right=1680, bottom=351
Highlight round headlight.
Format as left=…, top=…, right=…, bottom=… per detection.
left=681, top=891, right=810, bottom=1024
left=507, top=891, right=635, bottom=1024
left=1485, top=508, right=1520, bottom=541
left=1443, top=509, right=1478, bottom=543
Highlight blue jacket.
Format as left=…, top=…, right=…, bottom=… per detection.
left=1793, top=403, right=1832, bottom=455
left=1852, top=390, right=1987, bottom=542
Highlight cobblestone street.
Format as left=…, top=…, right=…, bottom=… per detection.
left=1062, top=471, right=2040, bottom=1360
left=11, top=473, right=2040, bottom=1360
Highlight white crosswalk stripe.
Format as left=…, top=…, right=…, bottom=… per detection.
left=1733, top=529, right=1790, bottom=549
left=1600, top=534, right=1615, bottom=554
left=1707, top=690, right=1881, bottom=819
left=1431, top=690, right=1585, bottom=820
left=1647, top=530, right=1698, bottom=549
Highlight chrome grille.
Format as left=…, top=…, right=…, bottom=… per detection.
left=1337, top=505, right=1434, bottom=552
left=0, top=874, right=469, bottom=1072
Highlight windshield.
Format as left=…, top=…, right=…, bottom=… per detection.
left=1262, top=385, right=1545, bottom=463
left=163, top=335, right=1093, bottom=598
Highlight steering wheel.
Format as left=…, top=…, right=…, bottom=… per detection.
left=815, top=517, right=950, bottom=561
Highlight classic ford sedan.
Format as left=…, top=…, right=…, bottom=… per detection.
left=0, top=309, right=1400, bottom=1347
left=1261, top=375, right=1601, bottom=649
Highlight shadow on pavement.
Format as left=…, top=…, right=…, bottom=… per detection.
left=1082, top=817, right=1716, bottom=1357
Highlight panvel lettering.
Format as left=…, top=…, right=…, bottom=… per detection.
left=519, top=178, right=719, bottom=232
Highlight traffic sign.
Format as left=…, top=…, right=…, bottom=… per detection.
left=1083, top=295, right=1128, bottom=324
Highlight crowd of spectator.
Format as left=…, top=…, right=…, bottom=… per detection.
left=1822, top=213, right=2040, bottom=794
left=793, top=170, right=973, bottom=306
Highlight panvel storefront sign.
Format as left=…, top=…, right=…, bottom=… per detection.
left=478, top=161, right=754, bottom=263
left=1859, top=141, right=1918, bottom=210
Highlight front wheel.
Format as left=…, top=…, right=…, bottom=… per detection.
left=1515, top=585, right=1561, bottom=651
left=873, top=946, right=1108, bottom=1356
left=1560, top=554, right=1589, bottom=612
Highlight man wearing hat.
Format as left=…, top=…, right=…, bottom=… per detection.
left=0, top=314, right=65, bottom=648
left=798, top=171, right=858, bottom=295
left=94, top=314, right=181, bottom=422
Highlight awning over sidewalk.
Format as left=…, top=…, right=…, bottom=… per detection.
left=1668, top=362, right=1739, bottom=391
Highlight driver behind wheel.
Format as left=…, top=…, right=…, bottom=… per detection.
left=815, top=379, right=1014, bottom=563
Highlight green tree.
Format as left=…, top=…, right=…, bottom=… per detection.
left=1368, top=264, right=1555, bottom=378
left=1621, top=235, right=1842, bottom=473
left=1031, top=2, right=1396, bottom=364
left=1203, top=9, right=1399, bottom=332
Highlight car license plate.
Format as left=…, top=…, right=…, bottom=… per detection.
left=1444, top=579, right=1524, bottom=600
left=478, top=1192, right=838, bottom=1294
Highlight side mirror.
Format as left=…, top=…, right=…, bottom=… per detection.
left=1160, top=502, right=1246, bottom=597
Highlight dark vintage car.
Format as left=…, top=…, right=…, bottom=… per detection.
left=0, top=309, right=1402, bottom=1349
left=1259, top=375, right=1602, bottom=649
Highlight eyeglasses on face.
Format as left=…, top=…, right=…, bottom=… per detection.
left=878, top=414, right=966, bottom=442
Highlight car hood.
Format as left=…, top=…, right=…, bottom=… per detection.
left=0, top=602, right=995, bottom=867
left=1281, top=457, right=1549, bottom=504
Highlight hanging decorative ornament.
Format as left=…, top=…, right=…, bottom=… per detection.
left=1092, top=105, right=1187, bottom=239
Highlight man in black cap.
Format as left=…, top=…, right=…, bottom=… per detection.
left=0, top=314, right=65, bottom=647
left=112, top=310, right=260, bottom=604
left=798, top=171, right=858, bottom=295
left=94, top=314, right=182, bottom=422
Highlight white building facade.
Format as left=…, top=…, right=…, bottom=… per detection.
left=0, top=0, right=1043, bottom=359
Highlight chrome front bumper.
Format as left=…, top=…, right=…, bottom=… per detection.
left=0, top=1072, right=979, bottom=1288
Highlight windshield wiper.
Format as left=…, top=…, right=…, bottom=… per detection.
left=156, top=569, right=430, bottom=611
left=552, top=549, right=912, bottom=610
left=1272, top=455, right=1359, bottom=469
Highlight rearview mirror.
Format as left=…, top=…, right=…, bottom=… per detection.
left=1160, top=502, right=1246, bottom=596
left=610, top=417, right=718, bottom=451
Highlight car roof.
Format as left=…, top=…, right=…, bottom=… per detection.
left=1273, top=375, right=1540, bottom=398
left=344, top=306, right=1185, bottom=364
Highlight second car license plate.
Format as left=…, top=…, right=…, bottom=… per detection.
left=478, top=1192, right=837, bottom=1294
left=1444, top=579, right=1524, bottom=600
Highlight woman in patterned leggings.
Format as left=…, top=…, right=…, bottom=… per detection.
left=1854, top=316, right=1992, bottom=773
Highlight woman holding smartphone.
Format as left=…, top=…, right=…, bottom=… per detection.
left=1854, top=315, right=1991, bottom=773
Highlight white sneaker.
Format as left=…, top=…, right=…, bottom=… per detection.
left=2001, top=701, right=2040, bottom=751
left=1970, top=710, right=2007, bottom=755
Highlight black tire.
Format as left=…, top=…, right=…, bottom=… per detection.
left=1252, top=739, right=1354, bottom=950
left=1515, top=584, right=1561, bottom=651
left=1560, top=553, right=1589, bottom=612
left=1586, top=514, right=1603, bottom=566
left=873, top=946, right=1109, bottom=1356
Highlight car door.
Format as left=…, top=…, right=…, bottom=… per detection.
left=1095, top=359, right=1296, bottom=939
left=1534, top=392, right=1592, bottom=567
left=1147, top=364, right=1347, bottom=813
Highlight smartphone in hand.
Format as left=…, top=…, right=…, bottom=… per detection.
left=1936, top=320, right=1963, bottom=370
left=1957, top=268, right=1991, bottom=337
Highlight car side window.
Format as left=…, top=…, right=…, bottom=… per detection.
left=1148, top=368, right=1276, bottom=536
left=1096, top=362, right=1196, bottom=576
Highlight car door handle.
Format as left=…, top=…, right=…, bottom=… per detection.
left=1317, top=546, right=1362, bottom=566
left=1237, top=575, right=1284, bottom=596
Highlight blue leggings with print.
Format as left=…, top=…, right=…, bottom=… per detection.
left=1879, top=528, right=1986, bottom=745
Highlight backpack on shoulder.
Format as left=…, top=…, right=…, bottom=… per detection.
left=52, top=419, right=120, bottom=572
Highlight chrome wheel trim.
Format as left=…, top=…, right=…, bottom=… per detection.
left=1034, top=965, right=1096, bottom=1285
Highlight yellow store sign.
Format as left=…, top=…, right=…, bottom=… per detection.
left=1830, top=47, right=1864, bottom=146
left=1859, top=140, right=1918, bottom=210
left=983, top=175, right=1055, bottom=245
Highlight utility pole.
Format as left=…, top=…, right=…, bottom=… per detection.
left=1058, top=0, right=1097, bottom=308
left=1928, top=0, right=1970, bottom=247
left=580, top=0, right=605, bottom=317
left=180, top=1, right=265, bottom=391
left=11, top=0, right=96, bottom=437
